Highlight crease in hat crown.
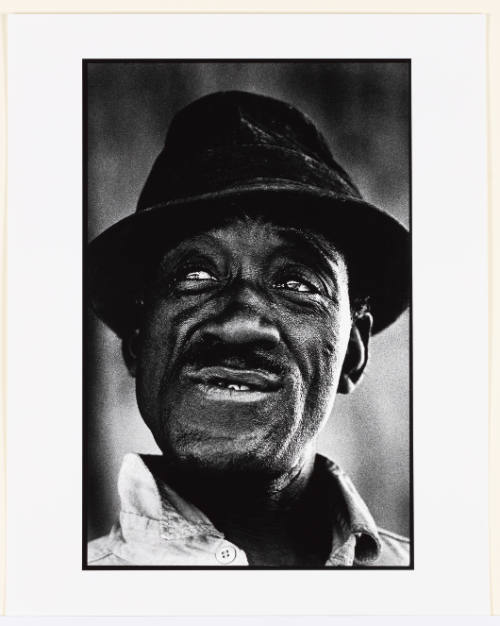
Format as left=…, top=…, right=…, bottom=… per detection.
left=137, top=90, right=363, bottom=212
left=88, top=89, right=410, bottom=339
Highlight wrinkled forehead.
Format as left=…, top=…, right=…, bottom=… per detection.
left=157, top=214, right=348, bottom=274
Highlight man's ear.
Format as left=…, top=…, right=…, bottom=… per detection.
left=338, top=313, right=373, bottom=394
left=121, top=329, right=140, bottom=378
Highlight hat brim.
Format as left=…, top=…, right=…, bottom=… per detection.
left=87, top=183, right=410, bottom=337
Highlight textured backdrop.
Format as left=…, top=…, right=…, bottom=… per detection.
left=86, top=61, right=411, bottom=541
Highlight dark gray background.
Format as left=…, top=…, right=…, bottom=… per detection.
left=86, top=61, right=410, bottom=542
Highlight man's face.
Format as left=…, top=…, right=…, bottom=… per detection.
left=135, top=217, right=354, bottom=477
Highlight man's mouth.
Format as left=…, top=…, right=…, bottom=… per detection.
left=184, top=366, right=282, bottom=394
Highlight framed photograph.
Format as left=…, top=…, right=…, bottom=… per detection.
left=3, top=10, right=490, bottom=616
left=84, top=58, right=412, bottom=571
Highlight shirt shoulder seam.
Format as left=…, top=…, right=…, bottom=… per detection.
left=377, top=528, right=411, bottom=544
left=88, top=549, right=133, bottom=565
left=87, top=550, right=115, bottom=564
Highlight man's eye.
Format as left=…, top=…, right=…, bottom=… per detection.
left=273, top=279, right=317, bottom=293
left=182, top=270, right=217, bottom=281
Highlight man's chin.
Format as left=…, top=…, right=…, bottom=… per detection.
left=159, top=438, right=288, bottom=479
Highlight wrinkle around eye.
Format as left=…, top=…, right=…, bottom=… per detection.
left=270, top=281, right=343, bottom=316
left=175, top=269, right=220, bottom=293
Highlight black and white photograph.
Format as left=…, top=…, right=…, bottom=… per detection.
left=84, top=60, right=412, bottom=569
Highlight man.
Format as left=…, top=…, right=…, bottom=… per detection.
left=87, top=90, right=410, bottom=567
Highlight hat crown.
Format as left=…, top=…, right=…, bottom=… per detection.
left=137, top=90, right=361, bottom=212
left=165, top=90, right=335, bottom=165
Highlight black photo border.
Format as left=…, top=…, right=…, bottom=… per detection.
left=82, top=58, right=413, bottom=571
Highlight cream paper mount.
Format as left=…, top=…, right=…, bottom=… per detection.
left=0, top=6, right=496, bottom=618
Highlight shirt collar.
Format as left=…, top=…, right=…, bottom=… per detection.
left=116, top=452, right=381, bottom=564
left=319, top=456, right=382, bottom=564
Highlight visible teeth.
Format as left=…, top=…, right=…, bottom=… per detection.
left=227, top=383, right=250, bottom=391
left=213, top=381, right=252, bottom=391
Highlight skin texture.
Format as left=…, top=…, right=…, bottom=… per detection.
left=126, top=216, right=372, bottom=565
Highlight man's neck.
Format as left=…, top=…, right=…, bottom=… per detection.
left=153, top=454, right=333, bottom=567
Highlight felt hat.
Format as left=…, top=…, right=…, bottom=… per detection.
left=88, top=90, right=410, bottom=337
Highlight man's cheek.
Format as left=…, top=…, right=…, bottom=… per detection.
left=300, top=331, right=343, bottom=403
left=301, top=320, right=342, bottom=373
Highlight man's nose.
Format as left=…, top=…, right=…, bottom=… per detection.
left=201, top=282, right=281, bottom=348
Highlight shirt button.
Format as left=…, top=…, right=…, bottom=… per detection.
left=215, top=542, right=237, bottom=564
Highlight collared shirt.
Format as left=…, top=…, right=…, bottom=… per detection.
left=87, top=453, right=410, bottom=567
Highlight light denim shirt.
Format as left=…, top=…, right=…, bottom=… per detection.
left=88, top=453, right=410, bottom=567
